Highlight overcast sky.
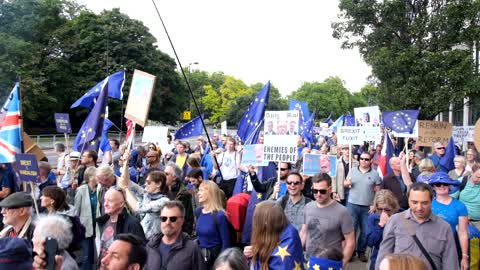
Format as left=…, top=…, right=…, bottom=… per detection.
left=78, top=0, right=371, bottom=96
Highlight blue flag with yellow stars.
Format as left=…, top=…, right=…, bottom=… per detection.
left=237, top=81, right=270, bottom=144
left=73, top=81, right=108, bottom=152
left=382, top=110, right=419, bottom=133
left=251, top=223, right=305, bottom=270
left=307, top=256, right=342, bottom=270
left=71, top=70, right=125, bottom=109
left=174, top=114, right=204, bottom=140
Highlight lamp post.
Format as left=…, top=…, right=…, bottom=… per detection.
left=187, top=62, right=199, bottom=117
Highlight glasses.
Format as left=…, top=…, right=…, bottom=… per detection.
left=286, top=181, right=301, bottom=186
left=433, top=183, right=449, bottom=187
left=376, top=207, right=392, bottom=213
left=436, top=147, right=446, bottom=150
left=312, top=188, right=328, bottom=195
left=160, top=216, right=182, bottom=223
left=280, top=168, right=289, bottom=171
left=359, top=157, right=371, bottom=161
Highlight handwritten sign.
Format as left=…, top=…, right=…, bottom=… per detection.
left=452, top=126, right=474, bottom=144
left=54, top=113, right=72, bottom=134
left=15, top=153, right=38, bottom=182
left=417, top=120, right=453, bottom=147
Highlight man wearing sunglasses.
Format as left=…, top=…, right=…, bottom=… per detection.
left=250, top=162, right=291, bottom=200
left=145, top=201, right=206, bottom=270
left=430, top=142, right=448, bottom=172
left=276, top=172, right=311, bottom=231
left=300, top=173, right=355, bottom=267
left=345, top=152, right=382, bottom=262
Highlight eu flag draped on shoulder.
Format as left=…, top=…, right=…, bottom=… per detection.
left=0, top=83, right=22, bottom=163
left=289, top=100, right=310, bottom=135
left=70, top=70, right=125, bottom=109
left=237, top=81, right=270, bottom=145
left=382, top=110, right=419, bottom=133
left=73, top=81, right=109, bottom=152
left=174, top=114, right=204, bottom=140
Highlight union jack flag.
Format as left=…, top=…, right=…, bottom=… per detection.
left=0, top=83, right=22, bottom=163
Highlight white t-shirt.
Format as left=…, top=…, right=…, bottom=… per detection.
left=219, top=151, right=239, bottom=180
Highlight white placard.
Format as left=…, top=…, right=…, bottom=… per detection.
left=363, top=127, right=382, bottom=145
left=221, top=121, right=227, bottom=136
left=337, top=127, right=365, bottom=145
left=453, top=126, right=474, bottom=144
left=354, top=106, right=381, bottom=127
left=142, top=126, right=169, bottom=152
left=263, top=111, right=298, bottom=163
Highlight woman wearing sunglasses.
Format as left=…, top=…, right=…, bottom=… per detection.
left=366, top=189, right=400, bottom=270
left=430, top=172, right=469, bottom=270
left=195, top=181, right=231, bottom=269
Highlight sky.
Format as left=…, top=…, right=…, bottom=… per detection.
left=78, top=0, right=371, bottom=97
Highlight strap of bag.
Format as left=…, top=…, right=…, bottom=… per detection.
left=401, top=213, right=437, bottom=270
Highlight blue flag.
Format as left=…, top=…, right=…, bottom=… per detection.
left=382, top=110, right=419, bottom=133
left=440, top=137, right=456, bottom=171
left=330, top=114, right=345, bottom=133
left=308, top=257, right=342, bottom=270
left=324, top=112, right=334, bottom=125
left=0, top=83, right=22, bottom=163
left=71, top=70, right=125, bottom=109
left=344, top=112, right=356, bottom=126
left=174, top=114, right=204, bottom=140
left=302, top=112, right=316, bottom=144
left=73, top=81, right=108, bottom=152
left=99, top=118, right=114, bottom=152
left=289, top=100, right=310, bottom=135
left=237, top=81, right=270, bottom=144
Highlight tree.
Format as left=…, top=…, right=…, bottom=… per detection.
left=332, top=0, right=480, bottom=119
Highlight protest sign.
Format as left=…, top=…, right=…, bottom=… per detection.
left=453, top=126, right=474, bottom=144
left=263, top=111, right=298, bottom=163
left=319, top=123, right=333, bottom=137
left=354, top=106, right=381, bottom=127
left=417, top=120, right=453, bottom=147
left=221, top=121, right=227, bottom=136
left=124, top=69, right=156, bottom=127
left=16, top=153, right=38, bottom=182
left=392, top=120, right=419, bottom=138
left=142, top=125, right=169, bottom=152
left=303, top=153, right=337, bottom=177
left=363, top=127, right=382, bottom=145
left=337, top=127, right=364, bottom=145
left=54, top=113, right=72, bottom=134
left=241, top=144, right=268, bottom=166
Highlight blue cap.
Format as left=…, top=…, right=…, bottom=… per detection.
left=0, top=238, right=33, bottom=270
left=428, top=172, right=460, bottom=187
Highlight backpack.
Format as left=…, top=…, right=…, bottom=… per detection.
left=279, top=195, right=312, bottom=210
left=195, top=208, right=240, bottom=248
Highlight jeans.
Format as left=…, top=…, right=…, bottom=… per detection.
left=81, top=237, right=95, bottom=270
left=347, top=202, right=369, bottom=254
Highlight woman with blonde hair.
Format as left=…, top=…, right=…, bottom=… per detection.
left=195, top=181, right=231, bottom=269
left=417, top=158, right=435, bottom=183
left=379, top=254, right=428, bottom=270
left=244, top=201, right=304, bottom=270
left=366, top=190, right=400, bottom=270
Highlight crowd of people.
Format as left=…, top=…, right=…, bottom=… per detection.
left=0, top=131, right=478, bottom=270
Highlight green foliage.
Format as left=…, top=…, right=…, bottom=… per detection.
left=333, top=0, right=480, bottom=119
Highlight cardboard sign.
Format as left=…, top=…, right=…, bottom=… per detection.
left=337, top=127, right=364, bottom=145
left=354, top=106, right=381, bottom=127
left=303, top=154, right=337, bottom=177
left=221, top=121, right=227, bottom=136
left=15, top=153, right=38, bottom=182
left=263, top=111, right=299, bottom=163
left=452, top=126, right=474, bottom=144
left=392, top=120, right=419, bottom=138
left=124, top=69, right=156, bottom=127
left=241, top=144, right=268, bottom=166
left=54, top=113, right=72, bottom=134
left=417, top=120, right=453, bottom=147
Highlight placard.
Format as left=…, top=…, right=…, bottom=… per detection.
left=142, top=126, right=169, bottom=153
left=363, top=127, right=382, bottom=145
left=392, top=120, right=419, bottom=138
left=241, top=144, right=268, bottom=166
left=15, top=153, right=38, bottom=182
left=54, top=113, right=72, bottom=134
left=303, top=154, right=337, bottom=177
left=354, top=106, right=381, bottom=127
left=452, top=126, right=474, bottom=144
left=124, top=69, right=156, bottom=127
left=337, top=127, right=365, bottom=145
left=263, top=111, right=298, bottom=163
left=417, top=120, right=453, bottom=147
left=221, top=121, right=227, bottom=136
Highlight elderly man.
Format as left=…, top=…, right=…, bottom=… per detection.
left=100, top=234, right=147, bottom=270
left=381, top=154, right=414, bottom=210
left=144, top=201, right=205, bottom=270
left=430, top=142, right=447, bottom=172
left=96, top=187, right=146, bottom=264
left=164, top=162, right=194, bottom=235
left=376, top=182, right=459, bottom=270
left=0, top=192, right=35, bottom=240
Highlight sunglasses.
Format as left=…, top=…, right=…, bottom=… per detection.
left=312, top=188, right=328, bottom=195
left=436, top=147, right=446, bottom=150
left=280, top=168, right=289, bottom=171
left=359, top=157, right=371, bottom=161
left=433, top=183, right=449, bottom=187
left=160, top=216, right=182, bottom=223
left=286, top=181, right=301, bottom=186
left=376, top=207, right=392, bottom=213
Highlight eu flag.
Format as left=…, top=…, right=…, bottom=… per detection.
left=71, top=70, right=125, bottom=109
left=99, top=118, right=114, bottom=152
left=73, top=81, right=108, bottom=152
left=174, top=114, right=204, bottom=140
left=289, top=100, right=310, bottom=135
left=0, top=83, right=21, bottom=163
left=439, top=137, right=456, bottom=171
left=330, top=115, right=345, bottom=133
left=344, top=112, right=356, bottom=126
left=237, top=81, right=270, bottom=144
left=302, top=112, right=316, bottom=144
left=382, top=110, right=419, bottom=133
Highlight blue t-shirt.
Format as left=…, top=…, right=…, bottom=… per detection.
left=195, top=208, right=231, bottom=250
left=432, top=198, right=468, bottom=233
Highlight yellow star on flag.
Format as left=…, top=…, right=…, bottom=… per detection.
left=257, top=193, right=262, bottom=199
left=274, top=245, right=291, bottom=261
left=292, top=261, right=302, bottom=270
left=313, top=264, right=320, bottom=270
left=90, top=141, right=96, bottom=145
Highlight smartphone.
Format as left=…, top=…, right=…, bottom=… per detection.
left=45, top=237, right=58, bottom=270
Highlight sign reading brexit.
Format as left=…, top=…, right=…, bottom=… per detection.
left=15, top=153, right=38, bottom=182
left=337, top=127, right=364, bottom=145
left=54, top=113, right=72, bottom=134
left=263, top=111, right=299, bottom=163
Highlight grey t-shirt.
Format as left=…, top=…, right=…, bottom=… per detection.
left=347, top=166, right=382, bottom=206
left=304, top=200, right=354, bottom=258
